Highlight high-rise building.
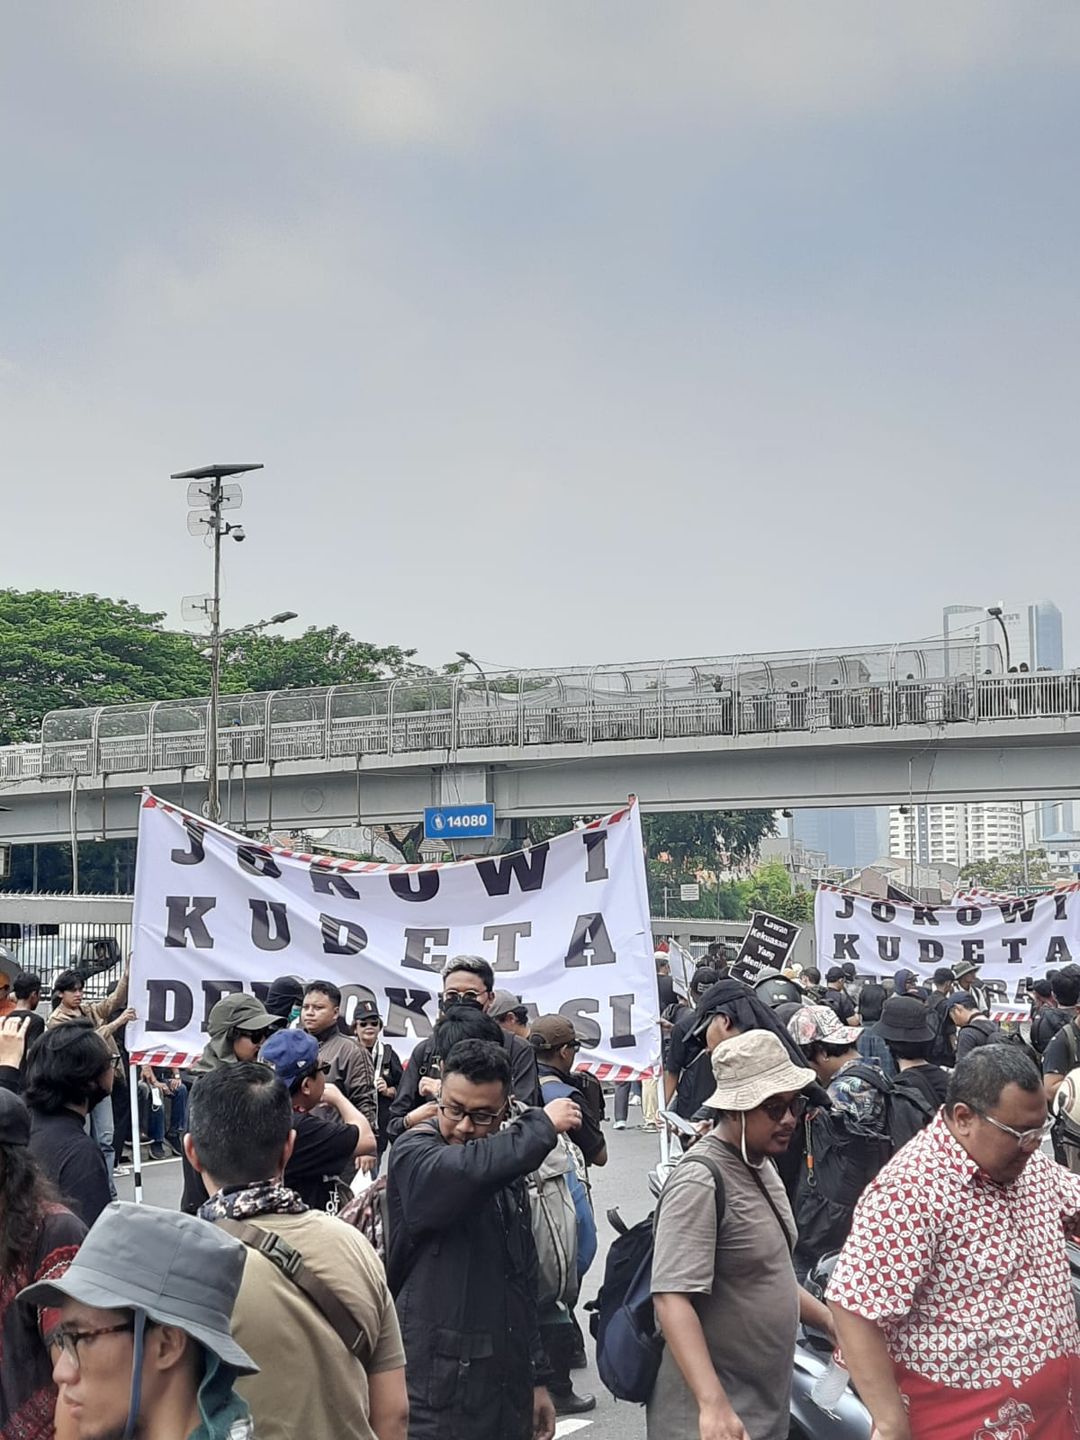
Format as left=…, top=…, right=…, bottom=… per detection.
left=792, top=807, right=887, bottom=871
left=943, top=599, right=1063, bottom=675
left=943, top=599, right=1069, bottom=839
left=888, top=802, right=1029, bottom=868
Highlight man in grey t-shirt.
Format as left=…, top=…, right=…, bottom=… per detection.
left=649, top=1032, right=834, bottom=1440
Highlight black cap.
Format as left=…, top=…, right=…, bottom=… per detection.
left=840, top=962, right=856, bottom=980
left=353, top=1000, right=382, bottom=1027
left=826, top=966, right=845, bottom=983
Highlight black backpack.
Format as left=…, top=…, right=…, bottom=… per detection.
left=587, top=1151, right=725, bottom=1404
left=794, top=1063, right=934, bottom=1269
left=926, top=995, right=955, bottom=1067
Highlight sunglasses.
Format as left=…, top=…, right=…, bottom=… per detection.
left=757, top=1095, right=809, bottom=1122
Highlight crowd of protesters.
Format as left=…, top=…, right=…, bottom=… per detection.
left=0, top=943, right=1079, bottom=1440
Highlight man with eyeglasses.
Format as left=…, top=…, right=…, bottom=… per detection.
left=20, top=1201, right=257, bottom=1440
left=387, top=957, right=541, bottom=1142
left=387, top=1037, right=583, bottom=1440
left=829, top=1046, right=1080, bottom=1440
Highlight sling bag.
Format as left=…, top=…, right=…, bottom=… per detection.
left=216, top=1218, right=370, bottom=1364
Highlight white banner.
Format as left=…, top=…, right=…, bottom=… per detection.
left=814, top=883, right=1080, bottom=989
left=129, top=793, right=657, bottom=1079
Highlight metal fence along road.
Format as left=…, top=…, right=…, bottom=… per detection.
left=2, top=639, right=1078, bottom=784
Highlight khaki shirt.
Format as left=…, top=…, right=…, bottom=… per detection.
left=228, top=1209, right=404, bottom=1440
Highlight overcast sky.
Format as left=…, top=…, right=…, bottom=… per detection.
left=4, top=4, right=1079, bottom=673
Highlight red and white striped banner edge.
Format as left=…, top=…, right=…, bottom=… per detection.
left=140, top=789, right=634, bottom=873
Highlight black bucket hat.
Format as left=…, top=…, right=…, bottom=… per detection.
left=875, top=995, right=935, bottom=1045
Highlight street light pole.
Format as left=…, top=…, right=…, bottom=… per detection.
left=987, top=606, right=1012, bottom=671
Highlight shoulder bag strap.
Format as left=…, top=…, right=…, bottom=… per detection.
left=744, top=1164, right=796, bottom=1255
left=655, top=1151, right=726, bottom=1238
left=215, top=1218, right=369, bottom=1365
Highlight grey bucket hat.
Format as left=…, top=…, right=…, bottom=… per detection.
left=19, top=1203, right=257, bottom=1374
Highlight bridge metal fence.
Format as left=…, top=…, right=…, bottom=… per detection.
left=3, top=642, right=1078, bottom=783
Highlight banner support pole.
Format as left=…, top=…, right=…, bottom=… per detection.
left=128, top=1062, right=143, bottom=1205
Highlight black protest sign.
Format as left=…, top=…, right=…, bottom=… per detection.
left=730, top=911, right=801, bottom=982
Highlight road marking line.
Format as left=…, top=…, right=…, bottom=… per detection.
left=554, top=1421, right=593, bottom=1437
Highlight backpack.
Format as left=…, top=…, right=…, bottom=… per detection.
left=994, top=1027, right=1042, bottom=1069
left=927, top=995, right=955, bottom=1067
left=587, top=1151, right=725, bottom=1404
left=526, top=1131, right=582, bottom=1308
left=339, top=1176, right=390, bottom=1263
left=794, top=1064, right=934, bottom=1269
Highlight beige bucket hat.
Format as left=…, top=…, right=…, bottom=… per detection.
left=703, top=1030, right=817, bottom=1112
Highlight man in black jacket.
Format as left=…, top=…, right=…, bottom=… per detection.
left=387, top=956, right=540, bottom=1142
left=387, top=1038, right=581, bottom=1440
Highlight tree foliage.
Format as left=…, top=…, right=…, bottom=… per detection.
left=957, top=850, right=1053, bottom=892
left=220, top=625, right=420, bottom=694
left=0, top=590, right=209, bottom=744
left=642, top=810, right=777, bottom=869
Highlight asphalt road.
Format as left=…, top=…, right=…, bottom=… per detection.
left=116, top=1109, right=662, bottom=1440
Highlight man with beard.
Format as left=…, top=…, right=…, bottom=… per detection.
left=387, top=957, right=540, bottom=1142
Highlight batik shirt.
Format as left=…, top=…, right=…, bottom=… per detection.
left=828, top=1111, right=1080, bottom=1388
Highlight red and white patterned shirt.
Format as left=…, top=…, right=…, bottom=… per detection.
left=827, top=1111, right=1080, bottom=1390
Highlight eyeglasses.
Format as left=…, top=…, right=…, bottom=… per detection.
left=441, top=991, right=487, bottom=1006
left=436, top=1100, right=506, bottom=1128
left=244, top=1029, right=274, bottom=1045
left=758, top=1096, right=809, bottom=1123
left=975, top=1110, right=1055, bottom=1150
left=48, top=1321, right=134, bottom=1367
left=357, top=1019, right=381, bottom=1027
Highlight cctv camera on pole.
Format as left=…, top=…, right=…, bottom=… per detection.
left=171, top=463, right=263, bottom=823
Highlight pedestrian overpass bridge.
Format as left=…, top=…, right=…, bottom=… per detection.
left=3, top=638, right=1080, bottom=845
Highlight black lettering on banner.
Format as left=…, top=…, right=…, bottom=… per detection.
left=1056, top=894, right=1069, bottom=922
left=831, top=935, right=859, bottom=961
left=918, top=939, right=944, bottom=965
left=146, top=981, right=194, bottom=1032
left=237, top=844, right=282, bottom=881
left=564, top=913, right=616, bottom=968
left=954, top=907, right=981, bottom=928
left=402, top=928, right=449, bottom=974
left=997, top=898, right=1037, bottom=924
left=834, top=896, right=854, bottom=919
left=609, top=993, right=636, bottom=1049
left=870, top=902, right=896, bottom=924
left=202, top=981, right=244, bottom=1023
left=389, top=871, right=440, bottom=903
left=560, top=1000, right=601, bottom=1048
left=877, top=936, right=901, bottom=962
left=321, top=915, right=368, bottom=956
left=164, top=896, right=216, bottom=948
left=1046, top=937, right=1074, bottom=966
left=384, top=988, right=435, bottom=1040
left=1001, top=937, right=1027, bottom=964
left=582, top=831, right=609, bottom=883
left=249, top=900, right=291, bottom=951
left=912, top=906, right=940, bottom=927
left=477, top=844, right=549, bottom=898
left=310, top=863, right=360, bottom=901
left=171, top=820, right=205, bottom=866
left=482, top=922, right=532, bottom=972
left=961, top=939, right=985, bottom=965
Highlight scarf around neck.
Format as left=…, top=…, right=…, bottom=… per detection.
left=199, top=1179, right=306, bottom=1223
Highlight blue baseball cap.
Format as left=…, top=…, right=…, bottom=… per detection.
left=260, top=1028, right=320, bottom=1087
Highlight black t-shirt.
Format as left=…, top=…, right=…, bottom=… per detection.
left=1043, top=1021, right=1080, bottom=1078
left=895, top=1063, right=950, bottom=1109
left=823, top=988, right=857, bottom=1024
left=28, top=1109, right=111, bottom=1229
left=285, top=1110, right=360, bottom=1211
left=1032, top=1006, right=1074, bottom=1055
left=657, top=974, right=677, bottom=1011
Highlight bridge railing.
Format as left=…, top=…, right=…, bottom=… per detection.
left=4, top=667, right=1079, bottom=783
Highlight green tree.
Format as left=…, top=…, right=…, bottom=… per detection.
left=220, top=625, right=421, bottom=693
left=642, top=810, right=777, bottom=870
left=958, top=850, right=1053, bottom=892
left=0, top=590, right=210, bottom=743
